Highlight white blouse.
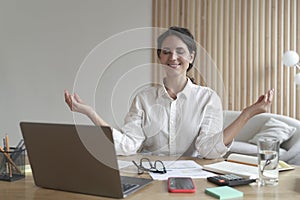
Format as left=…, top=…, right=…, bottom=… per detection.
left=112, top=79, right=230, bottom=159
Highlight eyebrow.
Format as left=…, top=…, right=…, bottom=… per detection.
left=161, top=47, right=185, bottom=50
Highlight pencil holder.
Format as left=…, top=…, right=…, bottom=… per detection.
left=0, top=147, right=25, bottom=181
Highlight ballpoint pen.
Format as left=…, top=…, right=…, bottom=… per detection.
left=5, top=135, right=13, bottom=178
left=3, top=138, right=6, bottom=150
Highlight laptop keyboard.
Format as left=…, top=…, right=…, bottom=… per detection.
left=122, top=183, right=139, bottom=193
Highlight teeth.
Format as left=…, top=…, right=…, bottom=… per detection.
left=169, top=64, right=180, bottom=68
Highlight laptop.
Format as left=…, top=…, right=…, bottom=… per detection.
left=20, top=122, right=153, bottom=198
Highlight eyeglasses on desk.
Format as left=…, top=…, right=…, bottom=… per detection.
left=132, top=158, right=167, bottom=175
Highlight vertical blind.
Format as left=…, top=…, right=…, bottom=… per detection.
left=152, top=0, right=300, bottom=120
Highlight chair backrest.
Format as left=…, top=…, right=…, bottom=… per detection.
left=223, top=110, right=300, bottom=150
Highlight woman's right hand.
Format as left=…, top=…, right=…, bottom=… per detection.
left=64, top=90, right=93, bottom=116
left=64, top=90, right=109, bottom=126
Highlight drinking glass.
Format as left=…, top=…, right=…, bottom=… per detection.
left=257, top=136, right=280, bottom=186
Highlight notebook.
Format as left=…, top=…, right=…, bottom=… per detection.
left=203, top=160, right=258, bottom=178
left=203, top=153, right=294, bottom=179
left=20, top=122, right=153, bottom=198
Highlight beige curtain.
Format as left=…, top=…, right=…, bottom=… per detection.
left=152, top=0, right=300, bottom=120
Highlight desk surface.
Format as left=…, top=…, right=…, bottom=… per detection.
left=1, top=158, right=300, bottom=200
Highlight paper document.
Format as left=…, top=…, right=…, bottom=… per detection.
left=118, top=159, right=216, bottom=180
left=147, top=160, right=216, bottom=180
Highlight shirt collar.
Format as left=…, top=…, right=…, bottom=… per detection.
left=178, top=78, right=193, bottom=99
left=158, top=82, right=171, bottom=99
left=158, top=78, right=194, bottom=99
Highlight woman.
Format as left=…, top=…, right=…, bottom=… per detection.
left=64, top=27, right=273, bottom=158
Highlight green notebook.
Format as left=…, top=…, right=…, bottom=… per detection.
left=205, top=186, right=243, bottom=199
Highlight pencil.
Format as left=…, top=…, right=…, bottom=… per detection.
left=0, top=146, right=22, bottom=174
left=5, top=135, right=13, bottom=177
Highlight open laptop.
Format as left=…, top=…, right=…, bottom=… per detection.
left=20, top=122, right=153, bottom=198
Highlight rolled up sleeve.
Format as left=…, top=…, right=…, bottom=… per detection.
left=112, top=96, right=146, bottom=155
left=195, top=92, right=229, bottom=159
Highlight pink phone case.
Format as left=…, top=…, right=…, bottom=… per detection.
left=168, top=177, right=196, bottom=193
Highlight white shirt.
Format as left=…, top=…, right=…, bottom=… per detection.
left=112, top=79, right=230, bottom=158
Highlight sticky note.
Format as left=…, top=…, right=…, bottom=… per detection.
left=205, top=186, right=243, bottom=199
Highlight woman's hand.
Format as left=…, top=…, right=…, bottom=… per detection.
left=223, top=89, right=274, bottom=145
left=64, top=90, right=93, bottom=116
left=64, top=90, right=109, bottom=126
left=242, top=89, right=274, bottom=119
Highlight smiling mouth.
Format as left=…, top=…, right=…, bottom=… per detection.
left=168, top=63, right=181, bottom=68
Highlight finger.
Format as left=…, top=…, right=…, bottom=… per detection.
left=268, top=89, right=274, bottom=102
left=74, top=93, right=84, bottom=104
left=64, top=90, right=72, bottom=98
left=64, top=90, right=69, bottom=100
left=256, top=94, right=265, bottom=103
left=64, top=90, right=73, bottom=110
left=263, top=89, right=275, bottom=103
left=264, top=89, right=274, bottom=103
left=64, top=90, right=71, bottom=103
left=263, top=94, right=268, bottom=102
left=70, top=95, right=79, bottom=110
left=66, top=95, right=73, bottom=105
left=259, top=93, right=269, bottom=103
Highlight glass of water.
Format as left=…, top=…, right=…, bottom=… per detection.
left=257, top=136, right=280, bottom=186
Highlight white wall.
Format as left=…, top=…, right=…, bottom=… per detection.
left=0, top=0, right=153, bottom=145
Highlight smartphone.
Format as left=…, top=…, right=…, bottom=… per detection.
left=167, top=177, right=196, bottom=193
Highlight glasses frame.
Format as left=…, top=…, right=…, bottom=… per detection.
left=132, top=158, right=167, bottom=175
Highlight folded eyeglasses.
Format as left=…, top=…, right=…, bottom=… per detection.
left=132, top=158, right=167, bottom=175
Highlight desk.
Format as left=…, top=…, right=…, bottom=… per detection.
left=1, top=158, right=300, bottom=200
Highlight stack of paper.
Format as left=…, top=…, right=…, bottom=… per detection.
left=149, top=160, right=216, bottom=180
left=118, top=159, right=216, bottom=180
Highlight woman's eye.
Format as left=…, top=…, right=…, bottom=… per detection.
left=161, top=48, right=186, bottom=55
left=162, top=49, right=171, bottom=54
left=176, top=49, right=185, bottom=54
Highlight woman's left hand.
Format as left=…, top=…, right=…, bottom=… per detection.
left=242, top=89, right=274, bottom=119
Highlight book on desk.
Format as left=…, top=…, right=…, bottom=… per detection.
left=203, top=153, right=295, bottom=178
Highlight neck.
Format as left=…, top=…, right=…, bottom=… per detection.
left=164, top=75, right=188, bottom=95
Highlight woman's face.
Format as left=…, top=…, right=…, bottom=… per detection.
left=159, top=35, right=194, bottom=77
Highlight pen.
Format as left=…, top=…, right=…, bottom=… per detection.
left=3, top=138, right=6, bottom=150
left=5, top=135, right=13, bottom=178
left=0, top=146, right=22, bottom=174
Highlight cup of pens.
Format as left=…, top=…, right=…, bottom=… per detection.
left=0, top=135, right=25, bottom=181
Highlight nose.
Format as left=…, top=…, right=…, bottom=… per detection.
left=170, top=51, right=178, bottom=60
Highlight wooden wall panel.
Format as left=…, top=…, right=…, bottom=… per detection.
left=152, top=0, right=300, bottom=120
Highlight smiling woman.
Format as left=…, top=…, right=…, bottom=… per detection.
left=156, top=27, right=196, bottom=98
left=64, top=26, right=274, bottom=159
